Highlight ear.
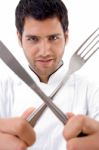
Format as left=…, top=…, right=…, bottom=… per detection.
left=64, top=30, right=69, bottom=44
left=17, top=31, right=22, bottom=47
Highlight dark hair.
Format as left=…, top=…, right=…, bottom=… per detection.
left=15, top=0, right=69, bottom=35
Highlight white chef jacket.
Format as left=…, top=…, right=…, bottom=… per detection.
left=0, top=61, right=99, bottom=150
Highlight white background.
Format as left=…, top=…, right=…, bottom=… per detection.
left=0, top=0, right=99, bottom=81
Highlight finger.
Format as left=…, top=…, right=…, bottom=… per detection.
left=67, top=133, right=99, bottom=150
left=0, top=132, right=27, bottom=150
left=0, top=118, right=36, bottom=146
left=63, top=115, right=99, bottom=140
left=63, top=115, right=84, bottom=140
left=82, top=116, right=99, bottom=134
left=14, top=118, right=36, bottom=146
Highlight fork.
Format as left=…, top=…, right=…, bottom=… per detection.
left=27, top=27, right=99, bottom=127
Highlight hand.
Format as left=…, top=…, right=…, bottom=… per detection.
left=63, top=114, right=99, bottom=150
left=0, top=108, right=36, bottom=150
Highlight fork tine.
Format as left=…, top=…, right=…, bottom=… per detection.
left=75, top=28, right=99, bottom=54
left=84, top=47, right=99, bottom=62
left=80, top=34, right=99, bottom=55
left=81, top=40, right=99, bottom=58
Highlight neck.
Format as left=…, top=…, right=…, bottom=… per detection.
left=39, top=75, right=49, bottom=83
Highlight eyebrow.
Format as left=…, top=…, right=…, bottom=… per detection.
left=25, top=33, right=62, bottom=38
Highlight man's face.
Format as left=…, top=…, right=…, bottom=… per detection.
left=18, top=17, right=68, bottom=82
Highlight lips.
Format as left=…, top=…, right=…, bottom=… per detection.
left=38, top=59, right=52, bottom=62
left=37, top=59, right=53, bottom=65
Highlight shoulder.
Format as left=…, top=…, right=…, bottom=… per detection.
left=72, top=72, right=99, bottom=93
left=0, top=61, right=22, bottom=87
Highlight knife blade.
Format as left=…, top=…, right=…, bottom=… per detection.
left=0, top=40, right=68, bottom=125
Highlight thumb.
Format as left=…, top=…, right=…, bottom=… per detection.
left=22, top=107, right=35, bottom=119
left=66, top=112, right=74, bottom=119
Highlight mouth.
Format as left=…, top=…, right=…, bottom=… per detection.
left=37, top=59, right=54, bottom=66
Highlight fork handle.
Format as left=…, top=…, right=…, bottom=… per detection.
left=28, top=103, right=47, bottom=127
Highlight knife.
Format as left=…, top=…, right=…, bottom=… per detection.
left=0, top=40, right=68, bottom=125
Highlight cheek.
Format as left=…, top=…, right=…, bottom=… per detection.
left=23, top=48, right=33, bottom=63
left=23, top=44, right=35, bottom=56
left=57, top=46, right=65, bottom=57
left=55, top=40, right=65, bottom=52
left=27, top=51, right=35, bottom=62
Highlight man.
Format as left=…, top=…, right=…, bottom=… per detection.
left=0, top=0, right=99, bottom=149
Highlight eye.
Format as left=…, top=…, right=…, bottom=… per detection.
left=49, top=35, right=59, bottom=41
left=27, top=36, right=39, bottom=43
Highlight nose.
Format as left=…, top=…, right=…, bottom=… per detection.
left=38, top=39, right=51, bottom=56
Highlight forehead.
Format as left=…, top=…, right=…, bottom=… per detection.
left=23, top=17, right=64, bottom=36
